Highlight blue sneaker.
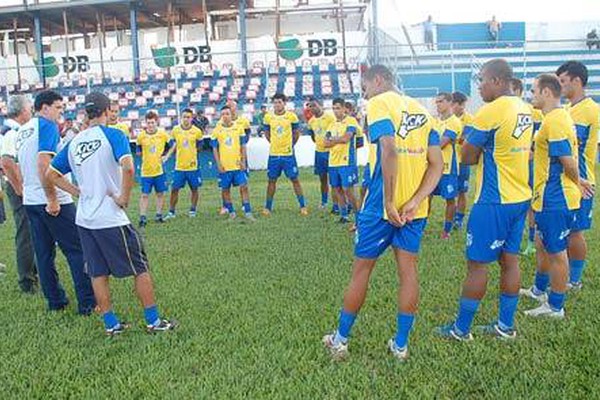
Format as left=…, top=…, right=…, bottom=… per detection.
left=474, top=322, right=516, bottom=340
left=434, top=323, right=473, bottom=341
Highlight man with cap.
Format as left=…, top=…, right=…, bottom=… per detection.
left=46, top=92, right=177, bottom=335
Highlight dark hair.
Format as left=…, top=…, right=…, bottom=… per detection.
left=333, top=97, right=345, bottom=107
left=509, top=78, right=524, bottom=95
left=536, top=74, right=562, bottom=98
left=145, top=111, right=159, bottom=121
left=308, top=96, right=320, bottom=105
left=363, top=64, right=395, bottom=83
left=344, top=101, right=354, bottom=110
left=34, top=90, right=62, bottom=112
left=221, top=105, right=231, bottom=112
left=481, top=58, right=513, bottom=82
left=436, top=92, right=453, bottom=102
left=181, top=108, right=194, bottom=115
left=556, top=61, right=588, bottom=87
left=272, top=93, right=286, bottom=102
left=452, top=91, right=468, bottom=104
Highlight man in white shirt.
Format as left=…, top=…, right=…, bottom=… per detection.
left=47, top=92, right=176, bottom=336
left=1, top=95, right=38, bottom=293
left=17, top=90, right=96, bottom=314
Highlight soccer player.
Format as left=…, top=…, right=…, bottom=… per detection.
left=322, top=65, right=443, bottom=361
left=261, top=93, right=308, bottom=216
left=519, top=74, right=582, bottom=318
left=107, top=102, right=130, bottom=138
left=451, top=91, right=474, bottom=229
left=324, top=98, right=361, bottom=224
left=216, top=99, right=252, bottom=215
left=16, top=90, right=96, bottom=314
left=509, top=78, right=544, bottom=256
left=46, top=92, right=176, bottom=335
left=556, top=61, right=599, bottom=290
left=212, top=106, right=255, bottom=221
left=307, top=98, right=335, bottom=209
left=435, top=59, right=533, bottom=340
left=137, top=111, right=170, bottom=227
left=431, top=92, right=462, bottom=239
left=164, top=108, right=204, bottom=218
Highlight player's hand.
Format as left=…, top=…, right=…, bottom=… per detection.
left=217, top=164, right=225, bottom=174
left=580, top=179, right=595, bottom=199
left=45, top=200, right=61, bottom=217
left=400, top=198, right=419, bottom=224
left=385, top=201, right=404, bottom=227
left=111, top=194, right=129, bottom=209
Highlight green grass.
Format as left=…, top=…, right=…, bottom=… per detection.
left=1, top=169, right=599, bottom=399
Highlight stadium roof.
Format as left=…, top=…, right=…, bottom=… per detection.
left=0, top=0, right=244, bottom=38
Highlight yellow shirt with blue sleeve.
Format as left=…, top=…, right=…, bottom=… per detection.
left=438, top=114, right=462, bottom=175
left=328, top=116, right=359, bottom=168
left=263, top=111, right=300, bottom=156
left=308, top=112, right=336, bottom=153
left=137, top=128, right=170, bottom=177
left=211, top=123, right=246, bottom=172
left=170, top=125, right=204, bottom=171
left=566, top=97, right=600, bottom=184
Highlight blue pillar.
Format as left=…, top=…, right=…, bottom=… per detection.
left=239, top=0, right=248, bottom=70
left=130, top=2, right=140, bottom=79
left=33, top=12, right=45, bottom=86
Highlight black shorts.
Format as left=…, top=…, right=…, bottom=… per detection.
left=78, top=224, right=149, bottom=278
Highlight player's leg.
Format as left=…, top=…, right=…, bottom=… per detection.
left=222, top=188, right=235, bottom=218
left=442, top=198, right=456, bottom=239
left=331, top=186, right=340, bottom=215
left=154, top=174, right=168, bottom=222
left=139, top=193, right=150, bottom=227
left=168, top=189, right=180, bottom=217
left=263, top=156, right=281, bottom=215
left=522, top=208, right=536, bottom=255
left=520, top=233, right=551, bottom=301
left=187, top=171, right=202, bottom=217
left=315, top=152, right=329, bottom=209
left=567, top=197, right=592, bottom=289
left=237, top=171, right=254, bottom=220
left=319, top=173, right=329, bottom=209
left=190, top=189, right=199, bottom=217
left=455, top=192, right=467, bottom=229
left=285, top=156, right=307, bottom=214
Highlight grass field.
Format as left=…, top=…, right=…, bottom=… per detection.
left=0, top=169, right=599, bottom=399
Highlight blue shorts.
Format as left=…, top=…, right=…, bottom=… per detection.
left=219, top=170, right=248, bottom=189
left=354, top=213, right=427, bottom=258
left=528, top=159, right=534, bottom=189
left=172, top=170, right=202, bottom=190
left=314, top=151, right=329, bottom=176
left=572, top=196, right=594, bottom=232
left=141, top=174, right=168, bottom=194
left=78, top=224, right=148, bottom=278
left=433, top=174, right=458, bottom=200
left=466, top=201, right=529, bottom=263
left=329, top=166, right=356, bottom=189
left=362, top=163, right=371, bottom=189
left=535, top=209, right=577, bottom=254
left=267, top=155, right=299, bottom=180
left=458, top=165, right=470, bottom=194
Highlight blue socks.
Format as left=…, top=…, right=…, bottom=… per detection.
left=548, top=291, right=565, bottom=311
left=498, top=293, right=518, bottom=331
left=455, top=297, right=481, bottom=335
left=528, top=226, right=536, bottom=243
left=224, top=202, right=234, bottom=214
left=340, top=204, right=349, bottom=218
left=103, top=310, right=120, bottom=330
left=534, top=271, right=550, bottom=294
left=243, top=202, right=252, bottom=214
left=297, top=195, right=306, bottom=208
left=321, top=192, right=328, bottom=206
left=394, top=313, right=415, bottom=348
left=144, top=305, right=160, bottom=326
left=190, top=207, right=196, bottom=213
left=444, top=221, right=453, bottom=234
left=332, top=203, right=339, bottom=214
left=265, top=198, right=274, bottom=211
left=455, top=212, right=465, bottom=225
left=569, top=259, right=586, bottom=284
left=169, top=208, right=175, bottom=215
left=140, top=215, right=147, bottom=223
left=335, top=309, right=357, bottom=342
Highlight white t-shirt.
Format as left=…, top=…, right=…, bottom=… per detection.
left=16, top=117, right=73, bottom=206
left=1, top=119, right=21, bottom=159
left=50, top=125, right=132, bottom=230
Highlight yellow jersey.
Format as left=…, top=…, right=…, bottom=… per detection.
left=137, top=128, right=170, bottom=177
left=437, top=114, right=462, bottom=175
left=566, top=97, right=600, bottom=184
left=328, top=116, right=359, bottom=167
left=263, top=111, right=300, bottom=156
left=217, top=115, right=251, bottom=140
left=211, top=123, right=246, bottom=172
left=363, top=91, right=438, bottom=220
left=532, top=108, right=580, bottom=212
left=108, top=122, right=130, bottom=138
left=307, top=112, right=336, bottom=153
left=171, top=125, right=204, bottom=171
left=465, top=96, right=533, bottom=205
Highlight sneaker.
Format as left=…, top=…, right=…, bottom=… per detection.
left=521, top=242, right=536, bottom=256
left=567, top=281, right=583, bottom=292
left=139, top=219, right=147, bottom=228
left=229, top=212, right=237, bottom=220
left=218, top=207, right=229, bottom=216
left=387, top=339, right=409, bottom=361
left=155, top=216, right=165, bottom=223
left=440, top=232, right=450, bottom=240
left=434, top=324, right=473, bottom=341
left=147, top=318, right=178, bottom=333
left=245, top=213, right=257, bottom=222
left=338, top=217, right=350, bottom=224
left=322, top=333, right=349, bottom=360
left=165, top=212, right=176, bottom=220
left=519, top=286, right=548, bottom=303
left=474, top=322, right=517, bottom=340
left=524, top=302, right=565, bottom=319
left=106, top=322, right=131, bottom=337
left=330, top=208, right=340, bottom=216
left=300, top=207, right=309, bottom=216
left=453, top=220, right=463, bottom=230
left=261, top=209, right=272, bottom=217
left=188, top=210, right=197, bottom=218
left=318, top=203, right=327, bottom=210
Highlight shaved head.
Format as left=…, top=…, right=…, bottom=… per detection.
left=481, top=59, right=513, bottom=83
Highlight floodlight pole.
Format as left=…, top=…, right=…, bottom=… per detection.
left=371, top=0, right=379, bottom=63
left=62, top=10, right=70, bottom=80
left=130, top=1, right=141, bottom=80
left=33, top=12, right=45, bottom=87
left=96, top=12, right=105, bottom=81
left=239, top=0, right=248, bottom=70
left=13, top=18, right=21, bottom=85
